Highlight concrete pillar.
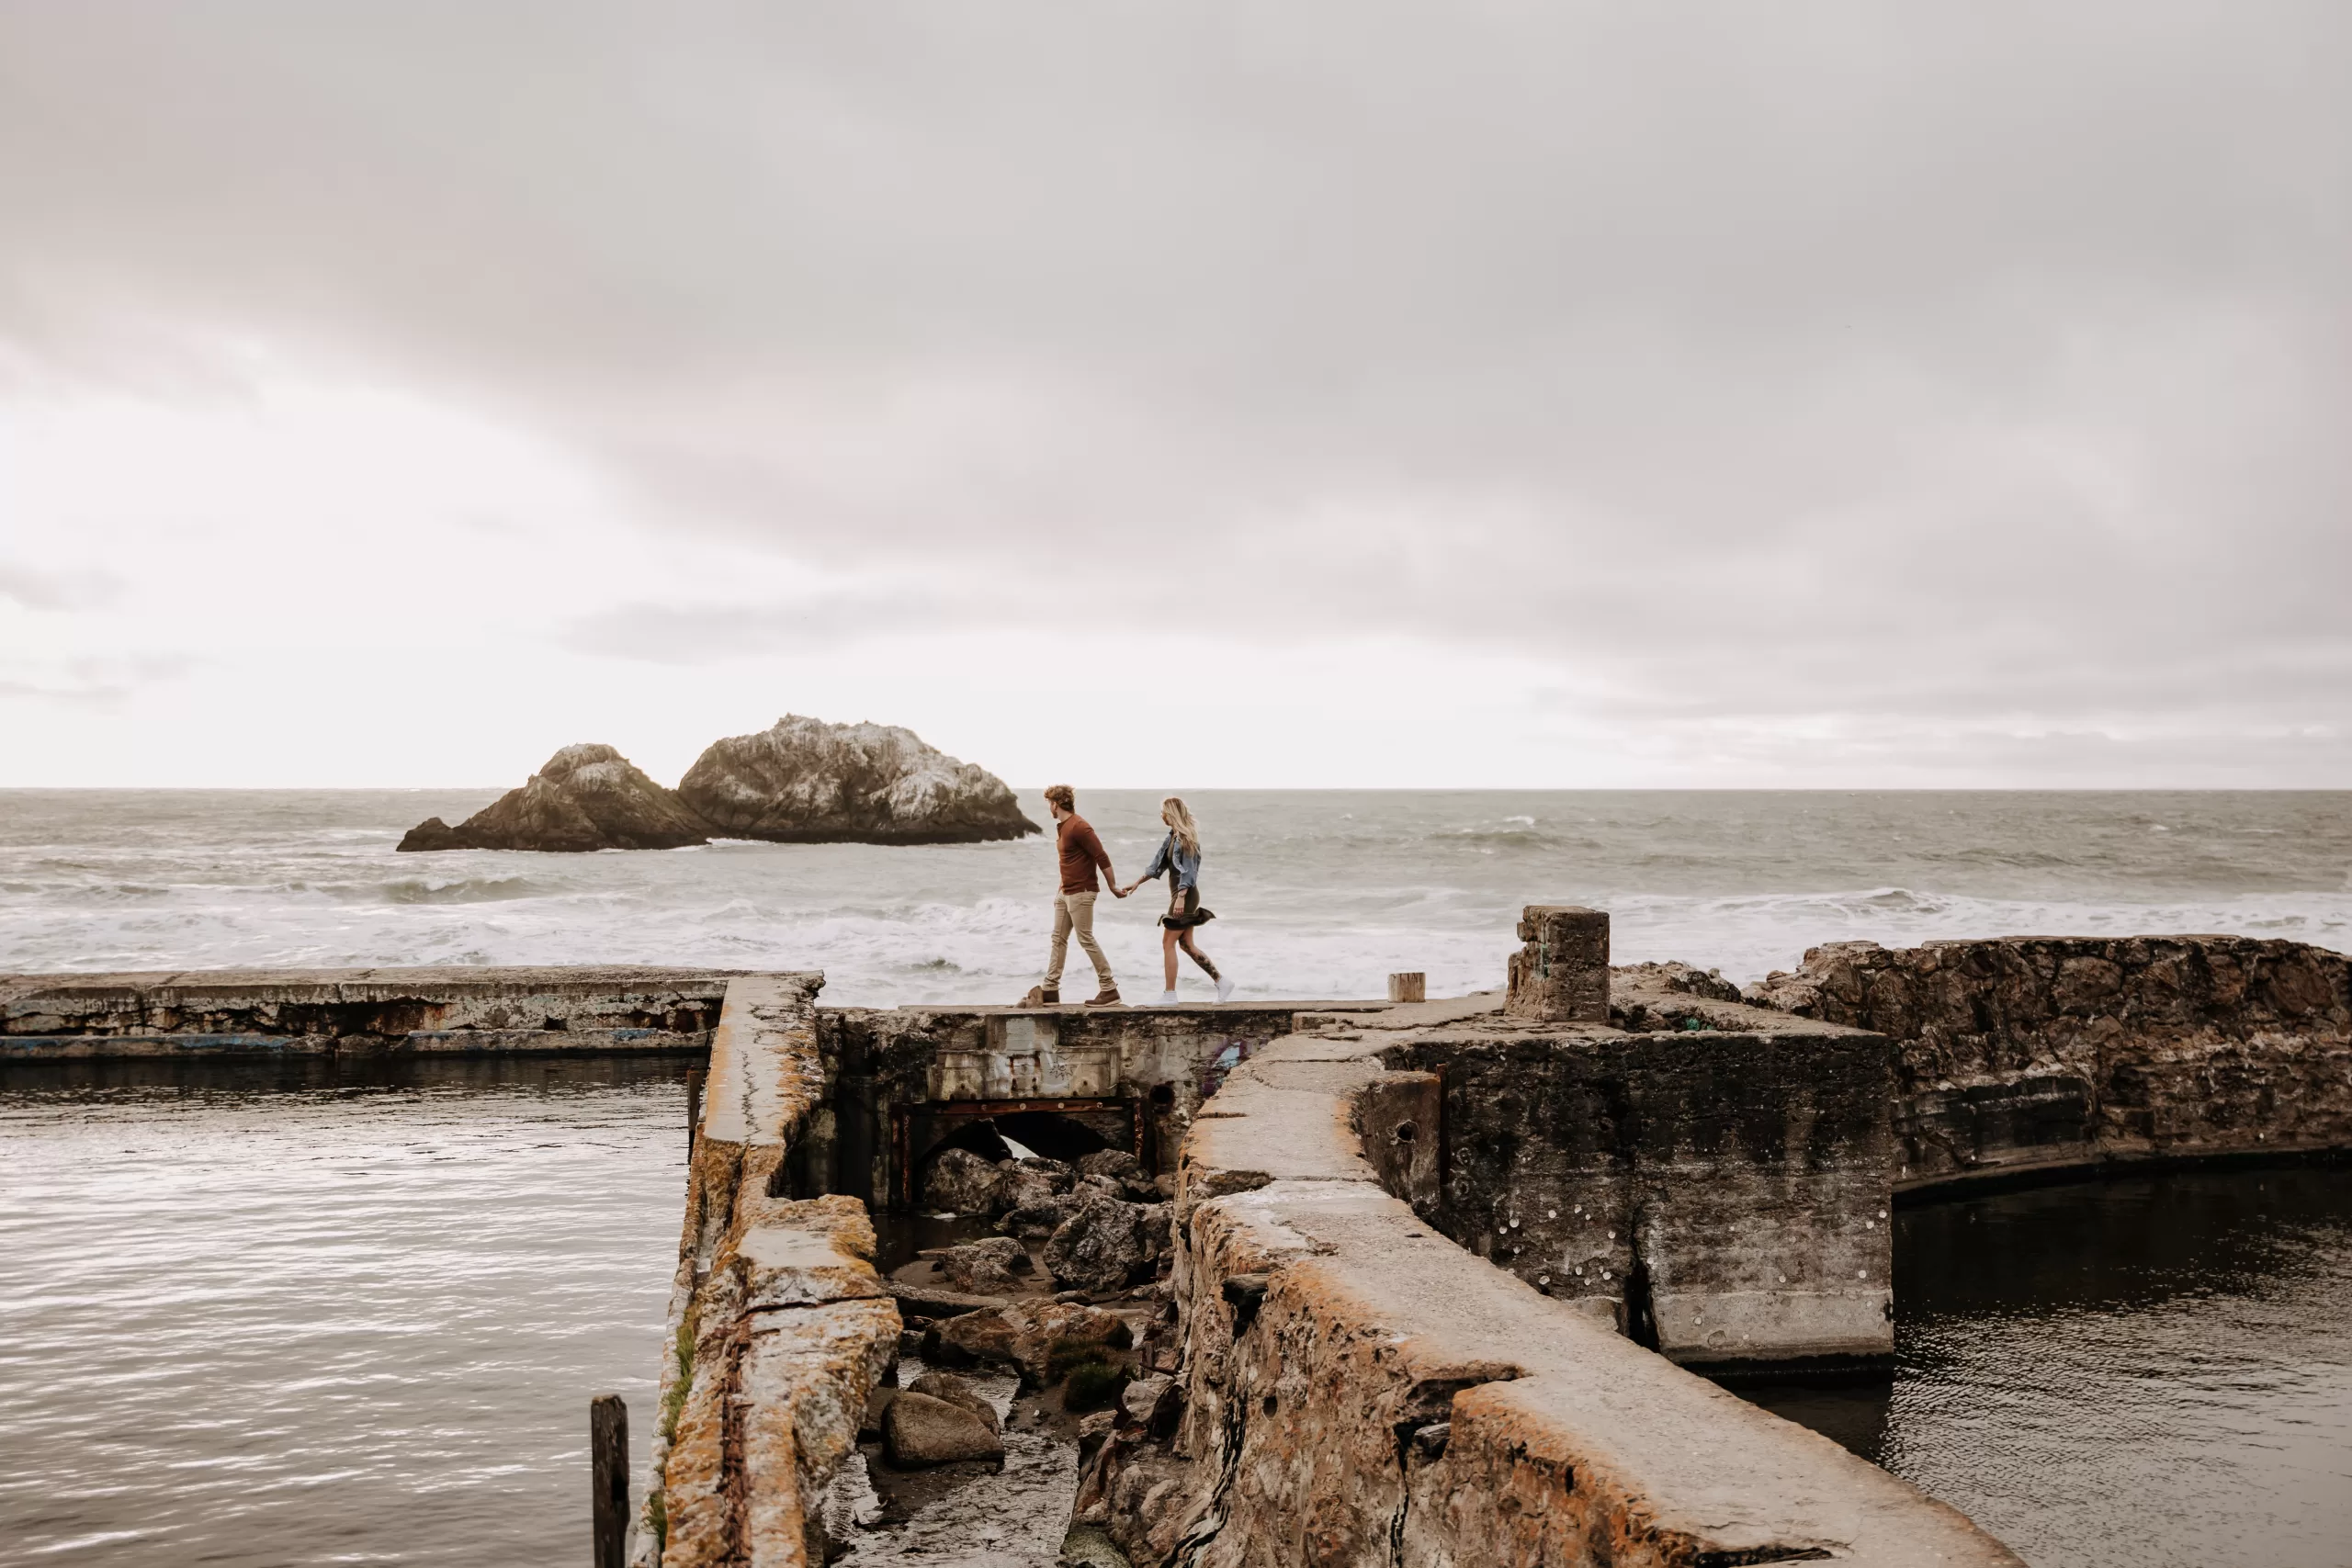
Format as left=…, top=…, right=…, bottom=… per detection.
left=1506, top=906, right=1610, bottom=1023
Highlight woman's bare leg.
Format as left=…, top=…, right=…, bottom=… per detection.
left=1179, top=931, right=1220, bottom=980
left=1162, top=926, right=1181, bottom=990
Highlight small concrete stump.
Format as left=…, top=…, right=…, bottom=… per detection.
left=1506, top=906, right=1611, bottom=1022
left=1387, top=972, right=1426, bottom=1003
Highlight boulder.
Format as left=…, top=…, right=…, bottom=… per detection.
left=676, top=714, right=1039, bottom=845
left=906, top=1371, right=1001, bottom=1433
left=922, top=1148, right=1004, bottom=1215
left=926, top=1236, right=1030, bottom=1294
left=1001, top=1300, right=1133, bottom=1385
left=1044, top=1198, right=1167, bottom=1293
left=1118, top=1373, right=1180, bottom=1436
left=997, top=1195, right=1086, bottom=1241
left=882, top=1391, right=1004, bottom=1468
left=925, top=1308, right=1019, bottom=1370
left=397, top=744, right=713, bottom=852
left=888, top=1281, right=1003, bottom=1319
left=1075, top=1149, right=1145, bottom=1182
left=995, top=1156, right=1077, bottom=1213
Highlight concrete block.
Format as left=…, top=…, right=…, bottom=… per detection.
left=1506, top=906, right=1610, bottom=1022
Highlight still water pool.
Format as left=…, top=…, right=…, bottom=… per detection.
left=3, top=1058, right=2347, bottom=1567
left=1745, top=1168, right=2352, bottom=1568
left=0, top=1055, right=692, bottom=1566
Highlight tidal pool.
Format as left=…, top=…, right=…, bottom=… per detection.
left=1742, top=1166, right=2352, bottom=1568
left=0, top=1055, right=694, bottom=1566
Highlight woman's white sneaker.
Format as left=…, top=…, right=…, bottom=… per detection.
left=1215, top=976, right=1236, bottom=1003
left=1159, top=989, right=1179, bottom=1005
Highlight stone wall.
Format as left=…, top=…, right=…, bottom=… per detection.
left=636, top=975, right=900, bottom=1568
left=0, top=966, right=740, bottom=1056
left=1747, top=937, right=2352, bottom=1193
left=1080, top=997, right=2022, bottom=1568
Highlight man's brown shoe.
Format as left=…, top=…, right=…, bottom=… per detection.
left=1084, top=988, right=1123, bottom=1007
left=1021, top=986, right=1059, bottom=1006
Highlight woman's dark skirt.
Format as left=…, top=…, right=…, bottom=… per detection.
left=1160, top=884, right=1216, bottom=930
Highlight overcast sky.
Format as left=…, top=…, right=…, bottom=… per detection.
left=2, top=3, right=2346, bottom=789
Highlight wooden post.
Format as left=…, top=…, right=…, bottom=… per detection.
left=591, top=1393, right=628, bottom=1568
left=685, top=1066, right=704, bottom=1156
left=1386, top=972, right=1426, bottom=1003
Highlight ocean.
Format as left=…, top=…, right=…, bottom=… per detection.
left=1, top=789, right=2346, bottom=998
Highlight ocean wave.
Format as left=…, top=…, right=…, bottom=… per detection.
left=371, top=876, right=540, bottom=906
left=4, top=792, right=2346, bottom=1005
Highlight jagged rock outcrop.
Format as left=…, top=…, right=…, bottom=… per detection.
left=397, top=744, right=711, bottom=852
left=1746, top=935, right=2352, bottom=1188
left=676, top=714, right=1038, bottom=844
left=398, top=714, right=1035, bottom=852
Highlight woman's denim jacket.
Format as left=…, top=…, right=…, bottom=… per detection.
left=1142, top=833, right=1202, bottom=893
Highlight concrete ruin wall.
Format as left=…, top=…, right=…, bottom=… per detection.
left=1081, top=998, right=2023, bottom=1568
left=0, top=966, right=740, bottom=1056
left=808, top=1002, right=1346, bottom=1205
left=1747, top=936, right=2352, bottom=1193
left=1382, top=1010, right=1897, bottom=1371
left=636, top=975, right=900, bottom=1568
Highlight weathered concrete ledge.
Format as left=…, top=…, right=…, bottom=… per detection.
left=635, top=973, right=901, bottom=1568
left=1080, top=991, right=2024, bottom=1567
left=0, top=966, right=743, bottom=1056
left=1749, top=936, right=2352, bottom=1196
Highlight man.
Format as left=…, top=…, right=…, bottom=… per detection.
left=1023, top=784, right=1124, bottom=1007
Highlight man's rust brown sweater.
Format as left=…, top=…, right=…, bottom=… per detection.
left=1057, top=814, right=1114, bottom=893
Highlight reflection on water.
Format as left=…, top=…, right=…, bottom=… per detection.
left=1742, top=1167, right=2352, bottom=1568
left=0, top=1055, right=696, bottom=1566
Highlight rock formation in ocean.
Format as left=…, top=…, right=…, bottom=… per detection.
left=397, top=743, right=712, bottom=852
left=396, top=716, right=1036, bottom=851
left=676, top=714, right=1039, bottom=844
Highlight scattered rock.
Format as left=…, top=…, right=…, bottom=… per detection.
left=923, top=1148, right=1004, bottom=1215
left=1075, top=1409, right=1118, bottom=1464
left=676, top=714, right=1040, bottom=844
left=906, top=1371, right=1001, bottom=1433
left=1118, top=1373, right=1180, bottom=1437
left=999, top=1196, right=1087, bottom=1240
left=397, top=744, right=712, bottom=852
left=1044, top=1197, right=1168, bottom=1293
left=1611, top=959, right=1745, bottom=1003
left=997, top=1156, right=1078, bottom=1213
left=1001, top=1300, right=1133, bottom=1385
left=888, top=1281, right=1003, bottom=1319
left=926, top=1235, right=1031, bottom=1294
left=882, top=1390, right=1005, bottom=1468
left=1075, top=1149, right=1144, bottom=1181
left=1059, top=1522, right=1130, bottom=1568
left=925, top=1307, right=1020, bottom=1370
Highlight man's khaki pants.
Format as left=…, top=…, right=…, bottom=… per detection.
left=1045, top=890, right=1114, bottom=992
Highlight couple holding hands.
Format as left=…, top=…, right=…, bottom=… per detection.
left=1020, top=784, right=1231, bottom=1008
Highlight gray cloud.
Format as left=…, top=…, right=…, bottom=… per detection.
left=2, top=2, right=2346, bottom=776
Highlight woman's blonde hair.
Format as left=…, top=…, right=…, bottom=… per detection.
left=1161, top=796, right=1200, bottom=857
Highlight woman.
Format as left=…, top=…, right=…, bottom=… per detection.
left=1121, top=796, right=1234, bottom=1004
